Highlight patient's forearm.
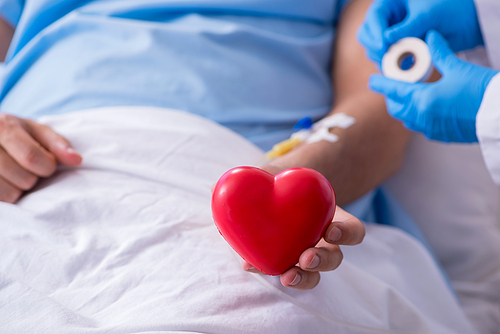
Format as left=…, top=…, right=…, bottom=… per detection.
left=0, top=17, right=14, bottom=61
left=265, top=96, right=409, bottom=206
left=263, top=0, right=411, bottom=206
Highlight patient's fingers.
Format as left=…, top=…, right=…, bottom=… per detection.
left=0, top=114, right=58, bottom=177
left=0, top=114, right=79, bottom=203
left=241, top=259, right=262, bottom=274
left=281, top=267, right=320, bottom=290
left=290, top=207, right=364, bottom=277
left=0, top=148, right=38, bottom=190
left=24, top=119, right=82, bottom=167
left=324, top=206, right=365, bottom=246
left=241, top=206, right=364, bottom=290
left=244, top=257, right=323, bottom=290
left=0, top=176, right=22, bottom=203
left=298, top=242, right=343, bottom=273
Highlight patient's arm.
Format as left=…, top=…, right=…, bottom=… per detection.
left=0, top=18, right=82, bottom=203
left=0, top=114, right=82, bottom=203
left=0, top=16, right=14, bottom=61
left=263, top=0, right=411, bottom=207
left=249, top=0, right=412, bottom=289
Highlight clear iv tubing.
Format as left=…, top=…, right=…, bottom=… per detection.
left=229, top=250, right=419, bottom=334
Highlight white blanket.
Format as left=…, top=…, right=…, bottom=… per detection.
left=0, top=107, right=476, bottom=334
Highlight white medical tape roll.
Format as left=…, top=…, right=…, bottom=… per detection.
left=382, top=37, right=433, bottom=83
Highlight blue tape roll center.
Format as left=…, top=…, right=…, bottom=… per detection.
left=398, top=52, right=416, bottom=71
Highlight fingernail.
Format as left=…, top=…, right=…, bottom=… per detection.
left=306, top=255, right=320, bottom=270
left=327, top=226, right=342, bottom=242
left=246, top=266, right=255, bottom=271
left=66, top=147, right=78, bottom=154
left=289, top=272, right=302, bottom=286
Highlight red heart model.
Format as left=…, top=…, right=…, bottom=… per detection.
left=212, top=166, right=336, bottom=276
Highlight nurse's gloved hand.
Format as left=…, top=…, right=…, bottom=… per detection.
left=241, top=165, right=365, bottom=290
left=357, top=0, right=483, bottom=64
left=0, top=114, right=82, bottom=203
left=369, top=31, right=498, bottom=143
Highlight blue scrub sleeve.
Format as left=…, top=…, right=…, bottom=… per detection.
left=0, top=0, right=23, bottom=28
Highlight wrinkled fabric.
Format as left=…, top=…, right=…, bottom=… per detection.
left=0, top=107, right=476, bottom=333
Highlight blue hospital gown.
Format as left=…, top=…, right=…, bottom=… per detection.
left=0, top=0, right=349, bottom=151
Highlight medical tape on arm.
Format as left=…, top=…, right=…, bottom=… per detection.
left=265, top=113, right=356, bottom=159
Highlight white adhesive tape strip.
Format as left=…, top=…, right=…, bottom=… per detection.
left=382, top=37, right=433, bottom=83
left=306, top=127, right=339, bottom=144
left=304, top=113, right=356, bottom=144
left=313, top=113, right=357, bottom=131
left=291, top=129, right=313, bottom=141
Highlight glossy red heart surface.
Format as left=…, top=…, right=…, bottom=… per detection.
left=212, top=166, right=336, bottom=276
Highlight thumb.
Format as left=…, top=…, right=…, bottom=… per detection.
left=24, top=120, right=82, bottom=166
left=425, top=30, right=460, bottom=75
left=384, top=15, right=426, bottom=45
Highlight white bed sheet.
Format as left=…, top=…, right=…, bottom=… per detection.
left=0, top=107, right=476, bottom=333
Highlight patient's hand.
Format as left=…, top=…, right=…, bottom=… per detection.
left=242, top=204, right=365, bottom=290
left=0, top=114, right=82, bottom=203
left=211, top=167, right=364, bottom=290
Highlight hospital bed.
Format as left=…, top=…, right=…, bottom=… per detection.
left=0, top=106, right=498, bottom=333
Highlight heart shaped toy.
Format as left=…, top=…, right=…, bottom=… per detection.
left=212, top=166, right=336, bottom=275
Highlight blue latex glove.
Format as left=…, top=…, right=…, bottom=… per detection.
left=357, top=0, right=484, bottom=64
left=369, top=31, right=498, bottom=143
